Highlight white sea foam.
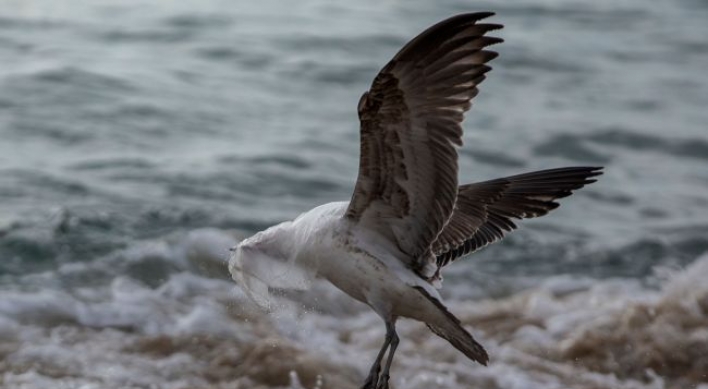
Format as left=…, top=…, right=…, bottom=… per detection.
left=1, top=230, right=707, bottom=388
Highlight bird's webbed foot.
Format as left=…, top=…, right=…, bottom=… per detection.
left=361, top=363, right=380, bottom=389
left=362, top=320, right=398, bottom=389
left=361, top=376, right=376, bottom=389
left=375, top=374, right=390, bottom=389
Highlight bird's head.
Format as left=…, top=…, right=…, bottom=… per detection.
left=229, top=242, right=273, bottom=310
left=228, top=222, right=314, bottom=311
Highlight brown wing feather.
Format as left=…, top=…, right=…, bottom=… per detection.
left=345, top=13, right=503, bottom=276
left=434, top=166, right=603, bottom=268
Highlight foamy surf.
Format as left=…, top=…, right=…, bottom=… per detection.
left=1, top=228, right=707, bottom=389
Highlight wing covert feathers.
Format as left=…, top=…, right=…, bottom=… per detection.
left=433, top=166, right=603, bottom=267
left=345, top=13, right=503, bottom=276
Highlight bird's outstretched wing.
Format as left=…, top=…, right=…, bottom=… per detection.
left=433, top=166, right=603, bottom=268
left=345, top=13, right=503, bottom=277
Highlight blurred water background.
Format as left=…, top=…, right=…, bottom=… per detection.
left=1, top=0, right=708, bottom=388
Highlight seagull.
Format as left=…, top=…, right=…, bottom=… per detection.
left=229, top=12, right=602, bottom=389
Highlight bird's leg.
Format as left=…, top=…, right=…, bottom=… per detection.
left=361, top=324, right=393, bottom=389
left=376, top=321, right=399, bottom=389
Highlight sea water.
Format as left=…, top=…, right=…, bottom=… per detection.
left=1, top=0, right=707, bottom=388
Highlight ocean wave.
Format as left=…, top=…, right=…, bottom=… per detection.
left=586, top=128, right=708, bottom=161
left=1, top=226, right=707, bottom=388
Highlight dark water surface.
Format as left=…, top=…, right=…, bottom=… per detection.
left=1, top=1, right=707, bottom=388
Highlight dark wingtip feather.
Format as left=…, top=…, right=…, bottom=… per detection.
left=480, top=23, right=504, bottom=33
left=473, top=11, right=496, bottom=20
left=486, top=36, right=505, bottom=46
left=590, top=166, right=604, bottom=176
left=578, top=166, right=604, bottom=176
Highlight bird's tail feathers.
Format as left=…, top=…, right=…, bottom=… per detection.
left=414, top=287, right=489, bottom=365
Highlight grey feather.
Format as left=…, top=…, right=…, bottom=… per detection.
left=345, top=12, right=503, bottom=277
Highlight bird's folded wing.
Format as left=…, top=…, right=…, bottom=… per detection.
left=433, top=166, right=603, bottom=267
left=344, top=13, right=503, bottom=276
